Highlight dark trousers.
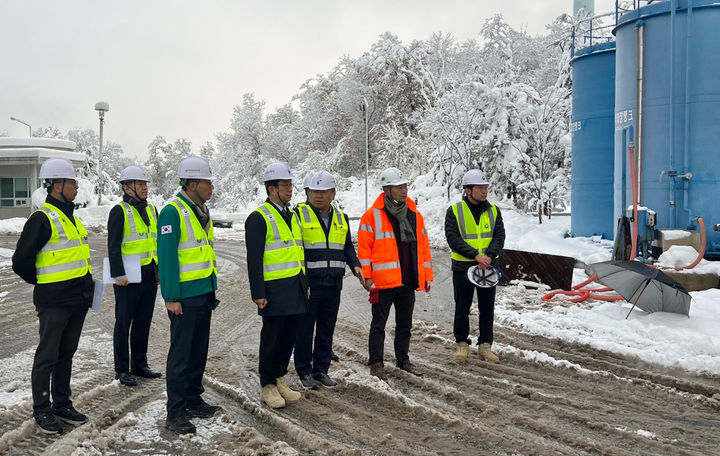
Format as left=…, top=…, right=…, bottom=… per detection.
left=113, top=275, right=158, bottom=373
left=32, top=304, right=88, bottom=414
left=368, top=285, right=415, bottom=366
left=166, top=293, right=213, bottom=419
left=259, top=314, right=299, bottom=387
left=453, top=271, right=496, bottom=344
left=294, top=285, right=341, bottom=376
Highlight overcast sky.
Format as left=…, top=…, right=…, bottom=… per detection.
left=1, top=1, right=617, bottom=158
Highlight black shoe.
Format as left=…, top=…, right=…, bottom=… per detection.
left=132, top=366, right=162, bottom=379
left=52, top=405, right=87, bottom=425
left=299, top=374, right=320, bottom=390
left=34, top=412, right=62, bottom=434
left=166, top=416, right=196, bottom=434
left=330, top=352, right=340, bottom=362
left=116, top=372, right=137, bottom=386
left=186, top=401, right=222, bottom=419
left=312, top=372, right=337, bottom=387
left=398, top=360, right=423, bottom=377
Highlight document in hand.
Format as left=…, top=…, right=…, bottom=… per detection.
left=102, top=255, right=142, bottom=284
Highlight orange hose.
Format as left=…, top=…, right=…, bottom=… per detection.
left=654, top=217, right=706, bottom=271
left=629, top=143, right=639, bottom=261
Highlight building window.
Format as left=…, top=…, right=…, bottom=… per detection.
left=1, top=178, right=31, bottom=207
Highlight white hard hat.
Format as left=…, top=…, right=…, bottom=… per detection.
left=118, top=165, right=150, bottom=183
left=379, top=167, right=407, bottom=187
left=303, top=171, right=316, bottom=189
left=461, top=169, right=489, bottom=186
left=309, top=170, right=336, bottom=190
left=178, top=156, right=214, bottom=181
left=467, top=265, right=501, bottom=288
left=264, top=162, right=293, bottom=182
left=39, top=158, right=76, bottom=180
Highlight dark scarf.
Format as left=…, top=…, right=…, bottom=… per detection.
left=181, top=190, right=211, bottom=229
left=384, top=194, right=416, bottom=242
left=123, top=192, right=150, bottom=225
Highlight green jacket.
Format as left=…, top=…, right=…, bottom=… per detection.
left=158, top=192, right=217, bottom=303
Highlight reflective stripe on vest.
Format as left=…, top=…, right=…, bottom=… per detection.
left=256, top=203, right=305, bottom=281
left=118, top=201, right=158, bottom=266
left=168, top=198, right=217, bottom=282
left=34, top=203, right=92, bottom=283
left=451, top=201, right=497, bottom=261
left=298, top=204, right=348, bottom=272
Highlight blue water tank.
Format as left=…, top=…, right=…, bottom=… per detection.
left=614, top=0, right=720, bottom=252
left=570, top=41, right=616, bottom=239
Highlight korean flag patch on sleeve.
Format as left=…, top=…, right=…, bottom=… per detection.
left=161, top=225, right=172, bottom=235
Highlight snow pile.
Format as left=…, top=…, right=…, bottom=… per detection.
left=657, top=245, right=720, bottom=275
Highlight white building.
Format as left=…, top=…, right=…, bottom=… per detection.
left=0, top=137, right=85, bottom=218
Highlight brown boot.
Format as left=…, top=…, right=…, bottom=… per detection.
left=478, top=343, right=500, bottom=363
left=369, top=362, right=387, bottom=380
left=276, top=377, right=302, bottom=403
left=399, top=360, right=423, bottom=377
left=261, top=385, right=285, bottom=409
left=455, top=342, right=470, bottom=361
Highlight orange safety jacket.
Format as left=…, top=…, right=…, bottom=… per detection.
left=358, top=193, right=433, bottom=290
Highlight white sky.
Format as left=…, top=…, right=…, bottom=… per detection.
left=1, top=0, right=618, bottom=158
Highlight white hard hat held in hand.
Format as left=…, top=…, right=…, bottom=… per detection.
left=309, top=171, right=336, bottom=190
left=379, top=167, right=407, bottom=187
left=461, top=169, right=489, bottom=186
left=118, top=165, right=150, bottom=183
left=264, top=162, right=293, bottom=182
left=178, top=156, right=214, bottom=180
left=39, top=158, right=76, bottom=181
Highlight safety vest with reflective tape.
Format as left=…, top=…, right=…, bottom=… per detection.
left=256, top=202, right=305, bottom=281
left=450, top=200, right=498, bottom=261
left=34, top=202, right=92, bottom=284
left=296, top=203, right=348, bottom=275
left=167, top=198, right=217, bottom=282
left=117, top=201, right=158, bottom=266
left=357, top=193, right=433, bottom=290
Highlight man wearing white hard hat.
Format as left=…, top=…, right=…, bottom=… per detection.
left=245, top=161, right=307, bottom=408
left=157, top=156, right=221, bottom=434
left=12, top=158, right=92, bottom=434
left=445, top=169, right=505, bottom=363
left=358, top=167, right=433, bottom=380
left=292, top=170, right=364, bottom=389
left=107, top=165, right=162, bottom=388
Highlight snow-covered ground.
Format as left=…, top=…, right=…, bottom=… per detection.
left=1, top=179, right=718, bottom=379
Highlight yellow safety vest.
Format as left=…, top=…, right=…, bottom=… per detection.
left=451, top=201, right=498, bottom=261
left=117, top=201, right=158, bottom=266
left=167, top=198, right=217, bottom=282
left=297, top=203, right=348, bottom=271
left=34, top=202, right=92, bottom=284
left=256, top=202, right=305, bottom=281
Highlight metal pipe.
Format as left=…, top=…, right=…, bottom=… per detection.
left=669, top=0, right=677, bottom=227
left=636, top=21, right=645, bottom=205
left=683, top=0, right=695, bottom=227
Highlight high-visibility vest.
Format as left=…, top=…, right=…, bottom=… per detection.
left=357, top=193, right=433, bottom=290
left=34, top=202, right=92, bottom=284
left=167, top=197, right=217, bottom=282
left=450, top=201, right=498, bottom=261
left=296, top=203, right=348, bottom=275
left=117, top=201, right=158, bottom=266
left=255, top=202, right=305, bottom=281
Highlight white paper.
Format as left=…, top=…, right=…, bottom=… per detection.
left=91, top=279, right=105, bottom=311
left=103, top=255, right=142, bottom=284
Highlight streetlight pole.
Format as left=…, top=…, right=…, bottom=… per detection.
left=95, top=102, right=110, bottom=206
left=9, top=116, right=32, bottom=136
left=361, top=97, right=369, bottom=211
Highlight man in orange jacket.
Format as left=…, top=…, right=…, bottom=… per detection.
left=358, top=167, right=433, bottom=379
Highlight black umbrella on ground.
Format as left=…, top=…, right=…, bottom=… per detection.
left=590, top=260, right=691, bottom=319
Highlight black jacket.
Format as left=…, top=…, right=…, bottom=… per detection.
left=384, top=207, right=419, bottom=289
left=107, top=195, right=158, bottom=279
left=444, top=196, right=506, bottom=272
left=245, top=199, right=309, bottom=316
left=12, top=195, right=94, bottom=308
left=293, top=204, right=361, bottom=289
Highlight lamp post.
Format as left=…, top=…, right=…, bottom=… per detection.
left=9, top=116, right=32, bottom=136
left=360, top=98, right=369, bottom=211
left=95, top=102, right=110, bottom=206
